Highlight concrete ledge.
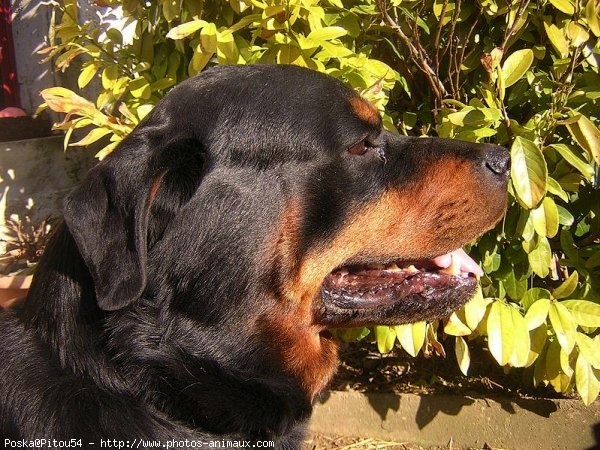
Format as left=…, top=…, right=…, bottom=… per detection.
left=310, top=391, right=600, bottom=449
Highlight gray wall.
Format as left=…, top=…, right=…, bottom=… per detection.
left=1, top=2, right=99, bottom=254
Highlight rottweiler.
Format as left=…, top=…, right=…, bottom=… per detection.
left=0, top=64, right=508, bottom=448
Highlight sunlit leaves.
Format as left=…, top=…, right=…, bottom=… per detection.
left=531, top=197, right=559, bottom=238
left=395, top=322, right=426, bottom=357
left=510, top=137, right=547, bottom=209
left=587, top=0, right=600, bottom=36
left=455, top=336, right=470, bottom=375
left=552, top=272, right=579, bottom=299
left=576, top=353, right=600, bottom=406
left=576, top=332, right=600, bottom=368
left=549, top=144, right=594, bottom=180
left=375, top=325, right=396, bottom=354
left=549, top=302, right=577, bottom=353
left=527, top=236, right=552, bottom=278
left=502, top=49, right=534, bottom=88
left=444, top=310, right=472, bottom=336
left=549, top=0, right=575, bottom=15
left=525, top=298, right=551, bottom=330
left=562, top=300, right=600, bottom=327
left=487, top=301, right=530, bottom=367
left=566, top=115, right=600, bottom=165
left=544, top=18, right=569, bottom=58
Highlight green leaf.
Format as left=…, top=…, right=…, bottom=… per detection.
left=557, top=205, right=574, bottom=226
left=78, top=63, right=99, bottom=89
left=553, top=272, right=579, bottom=299
left=528, top=236, right=552, bottom=278
left=549, top=302, right=577, bottom=353
left=566, top=115, right=600, bottom=165
left=502, top=49, right=534, bottom=88
left=106, top=28, right=123, bottom=45
left=509, top=306, right=531, bottom=367
left=547, top=338, right=572, bottom=392
left=395, top=322, right=426, bottom=357
left=522, top=287, right=551, bottom=311
left=497, top=262, right=527, bottom=300
left=150, top=77, right=176, bottom=92
left=544, top=19, right=569, bottom=58
left=525, top=298, right=551, bottom=330
left=307, top=26, right=347, bottom=42
left=575, top=332, right=600, bottom=368
left=550, top=144, right=594, bottom=179
left=587, top=0, right=600, bottom=36
left=95, top=141, right=119, bottom=160
left=216, top=32, right=239, bottom=64
left=487, top=301, right=515, bottom=366
left=433, top=0, right=456, bottom=26
left=444, top=310, right=472, bottom=336
left=200, top=23, right=218, bottom=54
left=531, top=197, right=559, bottom=238
left=335, top=327, right=370, bottom=342
left=527, top=323, right=548, bottom=367
left=189, top=49, right=212, bottom=75
left=576, top=353, right=600, bottom=405
left=455, top=336, right=470, bottom=375
left=277, top=44, right=302, bottom=65
left=375, top=325, right=396, bottom=353
left=546, top=177, right=569, bottom=202
left=562, top=300, right=600, bottom=327
left=166, top=20, right=206, bottom=40
left=69, top=127, right=112, bottom=147
left=102, top=65, right=118, bottom=90
left=464, top=287, right=491, bottom=330
left=567, top=22, right=590, bottom=47
left=510, top=137, right=547, bottom=209
left=128, top=77, right=151, bottom=99
left=534, top=341, right=548, bottom=387
left=549, top=0, right=575, bottom=15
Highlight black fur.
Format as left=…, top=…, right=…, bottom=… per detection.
left=0, top=65, right=509, bottom=448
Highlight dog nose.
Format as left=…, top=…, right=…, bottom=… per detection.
left=483, top=145, right=510, bottom=176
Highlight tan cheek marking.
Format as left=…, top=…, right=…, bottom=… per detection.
left=349, top=96, right=380, bottom=125
left=262, top=310, right=339, bottom=402
left=260, top=198, right=339, bottom=401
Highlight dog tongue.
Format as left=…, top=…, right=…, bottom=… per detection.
left=432, top=248, right=484, bottom=277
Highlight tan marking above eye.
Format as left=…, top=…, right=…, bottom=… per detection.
left=348, top=96, right=380, bottom=125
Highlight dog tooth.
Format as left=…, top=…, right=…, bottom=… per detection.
left=406, top=265, right=418, bottom=273
left=440, top=254, right=461, bottom=276
left=386, top=263, right=401, bottom=271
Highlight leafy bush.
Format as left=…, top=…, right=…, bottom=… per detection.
left=40, top=0, right=600, bottom=404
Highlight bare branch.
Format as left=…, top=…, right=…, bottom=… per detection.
left=375, top=0, right=448, bottom=104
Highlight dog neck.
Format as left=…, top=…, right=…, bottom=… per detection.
left=17, top=221, right=313, bottom=438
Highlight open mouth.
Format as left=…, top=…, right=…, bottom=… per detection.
left=318, top=248, right=481, bottom=324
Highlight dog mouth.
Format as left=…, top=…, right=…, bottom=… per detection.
left=316, top=249, right=482, bottom=326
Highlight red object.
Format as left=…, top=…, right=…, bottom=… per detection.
left=0, top=0, right=20, bottom=108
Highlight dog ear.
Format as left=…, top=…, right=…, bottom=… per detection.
left=63, top=137, right=204, bottom=311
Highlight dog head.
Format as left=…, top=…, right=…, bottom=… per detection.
left=63, top=64, right=508, bottom=400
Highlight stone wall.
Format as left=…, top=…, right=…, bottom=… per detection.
left=0, top=137, right=95, bottom=253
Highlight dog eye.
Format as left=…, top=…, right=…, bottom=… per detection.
left=347, top=139, right=380, bottom=156
left=348, top=142, right=368, bottom=155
